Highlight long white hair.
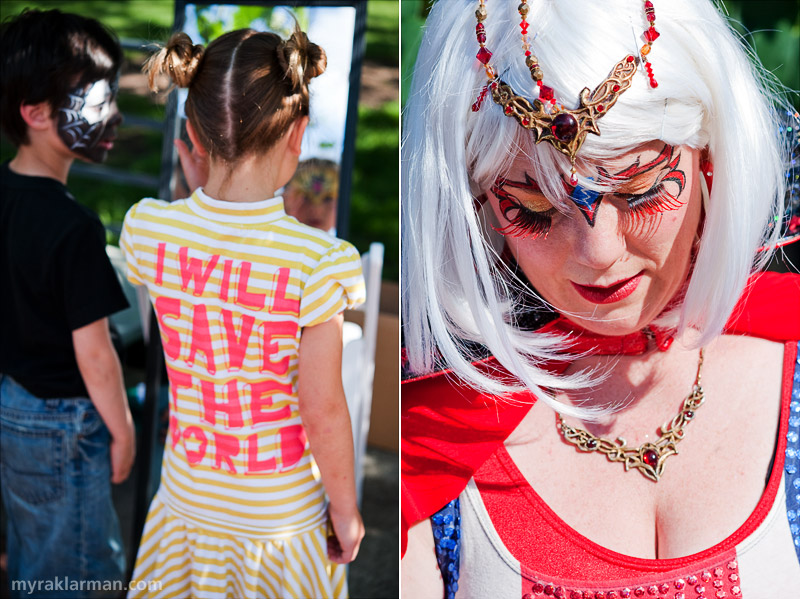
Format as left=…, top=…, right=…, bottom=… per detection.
left=402, top=0, right=791, bottom=416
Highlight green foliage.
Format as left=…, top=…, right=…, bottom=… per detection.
left=366, top=0, right=398, bottom=65
left=195, top=6, right=225, bottom=42
left=400, top=0, right=429, bottom=106
left=349, top=101, right=400, bottom=281
left=0, top=0, right=174, bottom=41
left=723, top=0, right=800, bottom=107
left=192, top=4, right=309, bottom=44
left=116, top=92, right=167, bottom=123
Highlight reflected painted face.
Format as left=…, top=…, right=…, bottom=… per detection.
left=284, top=161, right=339, bottom=232
left=57, top=77, right=122, bottom=163
left=486, top=142, right=703, bottom=336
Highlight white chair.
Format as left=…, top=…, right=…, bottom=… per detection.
left=340, top=242, right=384, bottom=505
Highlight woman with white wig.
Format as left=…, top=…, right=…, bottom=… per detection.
left=401, top=0, right=800, bottom=596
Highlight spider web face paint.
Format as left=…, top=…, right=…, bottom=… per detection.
left=57, top=78, right=121, bottom=163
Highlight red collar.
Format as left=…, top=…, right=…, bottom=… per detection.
left=537, top=317, right=674, bottom=355
left=401, top=317, right=673, bottom=384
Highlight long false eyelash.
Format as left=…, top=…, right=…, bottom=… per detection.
left=620, top=183, right=685, bottom=230
left=628, top=184, right=684, bottom=214
left=617, top=149, right=687, bottom=227
left=493, top=194, right=555, bottom=239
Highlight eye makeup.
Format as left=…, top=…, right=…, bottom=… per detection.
left=616, top=148, right=686, bottom=227
left=491, top=144, right=688, bottom=238
left=490, top=174, right=555, bottom=239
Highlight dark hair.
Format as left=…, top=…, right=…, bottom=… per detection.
left=0, top=9, right=122, bottom=147
left=145, top=27, right=326, bottom=163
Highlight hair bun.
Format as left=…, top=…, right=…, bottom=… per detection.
left=277, top=27, right=327, bottom=92
left=165, top=33, right=205, bottom=87
left=144, top=32, right=204, bottom=92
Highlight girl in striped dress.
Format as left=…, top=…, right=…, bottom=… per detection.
left=121, top=27, right=365, bottom=599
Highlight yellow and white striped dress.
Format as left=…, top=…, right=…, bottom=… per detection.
left=120, top=188, right=365, bottom=599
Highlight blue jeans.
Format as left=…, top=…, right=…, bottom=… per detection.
left=0, top=375, right=125, bottom=599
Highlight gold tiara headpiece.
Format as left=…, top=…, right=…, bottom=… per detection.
left=471, top=0, right=661, bottom=185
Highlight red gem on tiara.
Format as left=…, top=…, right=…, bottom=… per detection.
left=551, top=112, right=578, bottom=142
left=476, top=47, right=493, bottom=64
left=597, top=105, right=604, bottom=112
left=644, top=27, right=660, bottom=42
left=612, top=85, right=621, bottom=92
left=522, top=117, right=530, bottom=126
left=539, top=85, right=554, bottom=101
left=505, top=105, right=514, bottom=115
left=626, top=55, right=635, bottom=62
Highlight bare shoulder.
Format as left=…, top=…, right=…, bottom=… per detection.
left=712, top=334, right=787, bottom=370
left=702, top=334, right=784, bottom=430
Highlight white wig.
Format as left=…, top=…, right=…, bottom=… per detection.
left=402, top=0, right=791, bottom=416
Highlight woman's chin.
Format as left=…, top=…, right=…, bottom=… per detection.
left=561, top=302, right=658, bottom=337
left=552, top=278, right=668, bottom=337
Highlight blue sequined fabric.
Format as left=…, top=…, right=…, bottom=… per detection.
left=784, top=341, right=800, bottom=561
left=431, top=499, right=461, bottom=599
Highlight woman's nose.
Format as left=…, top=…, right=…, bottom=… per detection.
left=570, top=196, right=628, bottom=270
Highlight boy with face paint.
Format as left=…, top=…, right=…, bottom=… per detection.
left=0, top=10, right=134, bottom=596
left=57, top=77, right=123, bottom=164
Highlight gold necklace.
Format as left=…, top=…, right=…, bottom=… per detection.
left=556, top=348, right=705, bottom=482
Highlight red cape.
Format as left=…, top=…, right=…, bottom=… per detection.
left=401, top=272, right=800, bottom=555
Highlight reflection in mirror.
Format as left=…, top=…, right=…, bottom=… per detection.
left=284, top=158, right=339, bottom=233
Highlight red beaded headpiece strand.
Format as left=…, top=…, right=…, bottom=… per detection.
left=641, top=1, right=661, bottom=88
left=471, top=0, right=661, bottom=185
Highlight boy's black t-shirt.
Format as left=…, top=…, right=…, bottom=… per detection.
left=0, top=161, right=129, bottom=399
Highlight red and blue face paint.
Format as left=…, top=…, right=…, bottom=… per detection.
left=573, top=144, right=685, bottom=227
left=569, top=181, right=603, bottom=227
left=492, top=144, right=687, bottom=237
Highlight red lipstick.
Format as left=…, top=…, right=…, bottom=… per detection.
left=571, top=272, right=643, bottom=304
